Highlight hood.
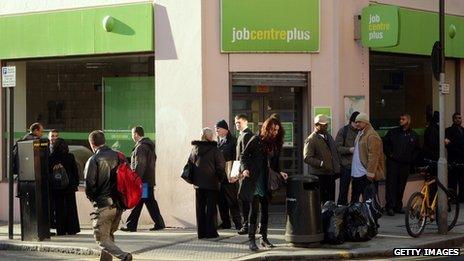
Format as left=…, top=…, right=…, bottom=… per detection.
left=191, top=140, right=217, bottom=155
left=138, top=137, right=155, bottom=151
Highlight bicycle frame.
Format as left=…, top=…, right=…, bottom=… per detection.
left=417, top=178, right=437, bottom=218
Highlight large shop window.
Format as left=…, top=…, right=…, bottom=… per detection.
left=5, top=55, right=155, bottom=180
left=370, top=53, right=457, bottom=137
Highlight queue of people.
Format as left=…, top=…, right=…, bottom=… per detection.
left=13, top=109, right=464, bottom=259
left=186, top=114, right=288, bottom=251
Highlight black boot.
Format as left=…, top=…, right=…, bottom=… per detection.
left=259, top=224, right=274, bottom=248
left=237, top=222, right=248, bottom=235
left=249, top=236, right=259, bottom=251
left=261, top=235, right=274, bottom=248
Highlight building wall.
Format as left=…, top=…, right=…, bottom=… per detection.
left=0, top=0, right=463, bottom=227
left=154, top=0, right=203, bottom=228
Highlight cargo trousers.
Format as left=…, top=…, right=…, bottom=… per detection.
left=91, top=206, right=130, bottom=261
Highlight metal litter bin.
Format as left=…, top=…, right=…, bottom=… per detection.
left=285, top=174, right=323, bottom=244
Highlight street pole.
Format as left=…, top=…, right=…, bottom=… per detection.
left=8, top=86, right=14, bottom=239
left=437, top=0, right=448, bottom=235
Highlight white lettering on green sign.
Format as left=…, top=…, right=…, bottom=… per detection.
left=221, top=0, right=320, bottom=52
left=361, top=5, right=399, bottom=48
left=231, top=27, right=311, bottom=43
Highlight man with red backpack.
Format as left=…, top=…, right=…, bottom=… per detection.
left=84, top=130, right=132, bottom=261
left=121, top=126, right=165, bottom=232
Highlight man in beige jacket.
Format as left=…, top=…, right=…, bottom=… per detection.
left=350, top=113, right=385, bottom=203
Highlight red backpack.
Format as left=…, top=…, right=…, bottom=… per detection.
left=116, top=152, right=142, bottom=209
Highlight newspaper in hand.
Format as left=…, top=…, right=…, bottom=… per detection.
left=230, top=161, right=241, bottom=178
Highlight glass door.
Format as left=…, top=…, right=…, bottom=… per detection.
left=232, top=86, right=303, bottom=204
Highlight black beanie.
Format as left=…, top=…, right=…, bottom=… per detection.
left=216, top=119, right=229, bottom=130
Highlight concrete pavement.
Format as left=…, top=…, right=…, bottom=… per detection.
left=0, top=206, right=463, bottom=260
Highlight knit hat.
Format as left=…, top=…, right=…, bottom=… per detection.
left=355, top=112, right=370, bottom=124
left=216, top=119, right=229, bottom=130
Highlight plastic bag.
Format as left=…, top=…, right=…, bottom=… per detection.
left=322, top=201, right=347, bottom=244
left=344, top=202, right=378, bottom=241
left=366, top=199, right=381, bottom=228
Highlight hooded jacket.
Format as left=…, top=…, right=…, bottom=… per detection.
left=189, top=141, right=226, bottom=191
left=131, top=137, right=157, bottom=186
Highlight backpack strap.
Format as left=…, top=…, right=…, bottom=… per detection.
left=342, top=125, right=349, bottom=147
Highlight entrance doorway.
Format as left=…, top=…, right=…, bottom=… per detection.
left=231, top=72, right=307, bottom=204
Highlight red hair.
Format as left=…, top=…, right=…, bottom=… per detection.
left=260, top=117, right=284, bottom=153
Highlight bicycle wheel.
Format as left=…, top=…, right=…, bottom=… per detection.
left=436, top=189, right=460, bottom=231
left=405, top=192, right=427, bottom=237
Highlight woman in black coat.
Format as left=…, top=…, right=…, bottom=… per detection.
left=48, top=138, right=81, bottom=235
left=254, top=116, right=288, bottom=249
left=189, top=128, right=226, bottom=239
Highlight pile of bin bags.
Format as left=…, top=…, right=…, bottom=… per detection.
left=321, top=199, right=382, bottom=244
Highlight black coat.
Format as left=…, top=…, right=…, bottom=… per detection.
left=424, top=123, right=439, bottom=161
left=446, top=124, right=464, bottom=163
left=217, top=134, right=237, bottom=162
left=84, top=146, right=120, bottom=208
left=131, top=137, right=157, bottom=186
left=190, top=141, right=226, bottom=191
left=259, top=148, right=281, bottom=196
left=383, top=126, right=420, bottom=164
left=236, top=128, right=262, bottom=202
left=49, top=152, right=80, bottom=193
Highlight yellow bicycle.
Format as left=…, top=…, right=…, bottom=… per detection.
left=405, top=160, right=460, bottom=238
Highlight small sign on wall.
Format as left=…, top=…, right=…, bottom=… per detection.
left=2, top=66, right=16, bottom=88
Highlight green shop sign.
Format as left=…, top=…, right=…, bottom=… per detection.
left=364, top=4, right=464, bottom=58
left=0, top=3, right=153, bottom=59
left=361, top=5, right=399, bottom=47
left=221, top=0, right=320, bottom=52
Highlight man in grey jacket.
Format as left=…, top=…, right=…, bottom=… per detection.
left=121, top=126, right=165, bottom=232
left=335, top=111, right=359, bottom=205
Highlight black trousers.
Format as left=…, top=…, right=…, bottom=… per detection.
left=351, top=175, right=371, bottom=203
left=54, top=192, right=81, bottom=235
left=242, top=195, right=269, bottom=238
left=385, top=160, right=410, bottom=210
left=337, top=167, right=351, bottom=205
left=126, top=186, right=165, bottom=230
left=196, top=189, right=219, bottom=239
left=218, top=182, right=242, bottom=227
left=316, top=175, right=335, bottom=204
left=448, top=166, right=464, bottom=202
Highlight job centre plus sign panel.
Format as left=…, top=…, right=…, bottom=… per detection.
left=221, top=0, right=320, bottom=53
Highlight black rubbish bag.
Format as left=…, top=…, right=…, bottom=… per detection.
left=321, top=201, right=347, bottom=244
left=366, top=199, right=381, bottom=228
left=344, top=202, right=378, bottom=242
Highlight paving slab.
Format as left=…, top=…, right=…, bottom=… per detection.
left=0, top=205, right=462, bottom=260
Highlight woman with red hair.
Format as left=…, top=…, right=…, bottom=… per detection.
left=250, top=115, right=288, bottom=250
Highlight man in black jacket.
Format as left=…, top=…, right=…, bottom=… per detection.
left=383, top=114, right=420, bottom=216
left=445, top=113, right=464, bottom=202
left=84, top=130, right=132, bottom=261
left=216, top=120, right=242, bottom=230
left=234, top=114, right=262, bottom=251
left=13, top=122, right=44, bottom=174
left=121, top=126, right=165, bottom=232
